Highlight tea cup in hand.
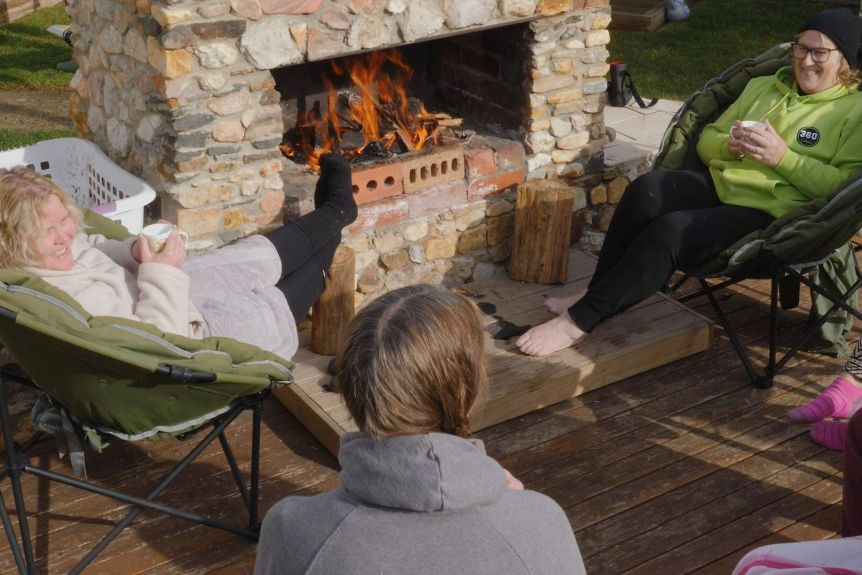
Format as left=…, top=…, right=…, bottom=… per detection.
left=141, top=222, right=188, bottom=253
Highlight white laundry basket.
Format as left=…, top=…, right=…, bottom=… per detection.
left=0, top=138, right=156, bottom=233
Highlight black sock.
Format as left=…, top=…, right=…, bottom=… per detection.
left=314, top=153, right=357, bottom=227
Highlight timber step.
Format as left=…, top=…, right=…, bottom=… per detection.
left=276, top=247, right=714, bottom=455
left=0, top=0, right=64, bottom=25
left=610, top=0, right=666, bottom=32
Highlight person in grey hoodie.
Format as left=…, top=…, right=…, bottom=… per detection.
left=254, top=284, right=587, bottom=575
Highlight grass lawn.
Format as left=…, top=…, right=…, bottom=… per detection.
left=0, top=4, right=75, bottom=150
left=608, top=0, right=839, bottom=101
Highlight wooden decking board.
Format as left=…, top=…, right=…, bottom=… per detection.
left=697, top=504, right=845, bottom=575
left=275, top=248, right=713, bottom=456
left=624, top=464, right=844, bottom=575
left=0, top=270, right=854, bottom=573
left=595, top=448, right=842, bottom=574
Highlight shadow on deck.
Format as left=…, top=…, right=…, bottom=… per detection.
left=0, top=264, right=851, bottom=574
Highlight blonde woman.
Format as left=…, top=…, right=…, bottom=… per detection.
left=0, top=155, right=356, bottom=359
left=255, top=285, right=585, bottom=575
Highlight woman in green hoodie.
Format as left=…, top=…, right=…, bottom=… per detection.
left=517, top=8, right=862, bottom=358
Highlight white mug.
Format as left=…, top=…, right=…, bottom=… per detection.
left=730, top=120, right=767, bottom=137
left=141, top=223, right=188, bottom=253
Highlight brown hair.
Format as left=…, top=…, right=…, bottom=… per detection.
left=338, top=284, right=488, bottom=439
left=0, top=167, right=83, bottom=269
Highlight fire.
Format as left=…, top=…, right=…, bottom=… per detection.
left=280, top=49, right=447, bottom=172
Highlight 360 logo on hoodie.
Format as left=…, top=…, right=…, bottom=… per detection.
left=797, top=127, right=820, bottom=147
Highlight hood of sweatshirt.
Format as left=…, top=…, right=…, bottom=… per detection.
left=769, top=66, right=854, bottom=111
left=338, top=432, right=506, bottom=513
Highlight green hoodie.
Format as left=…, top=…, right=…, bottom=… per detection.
left=696, top=66, right=862, bottom=218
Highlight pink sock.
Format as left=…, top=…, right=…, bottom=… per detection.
left=787, top=377, right=862, bottom=423
left=810, top=420, right=848, bottom=452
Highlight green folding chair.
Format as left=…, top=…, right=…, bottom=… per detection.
left=657, top=43, right=862, bottom=388
left=0, top=211, right=294, bottom=574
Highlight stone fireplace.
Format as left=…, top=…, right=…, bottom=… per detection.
left=66, top=0, right=611, bottom=299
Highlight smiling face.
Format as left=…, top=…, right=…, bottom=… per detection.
left=794, top=30, right=845, bottom=94
left=36, top=193, right=78, bottom=270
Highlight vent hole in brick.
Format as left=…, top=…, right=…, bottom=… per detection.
left=384, top=176, right=395, bottom=187
left=451, top=158, right=460, bottom=172
left=431, top=164, right=438, bottom=177
left=441, top=162, right=448, bottom=175
left=352, top=184, right=360, bottom=194
left=367, top=180, right=378, bottom=191
left=420, top=166, right=428, bottom=180
left=410, top=169, right=417, bottom=183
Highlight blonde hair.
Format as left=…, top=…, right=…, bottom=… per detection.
left=338, top=284, right=488, bottom=439
left=0, top=167, right=83, bottom=269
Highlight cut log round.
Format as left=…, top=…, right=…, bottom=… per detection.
left=510, top=179, right=577, bottom=284
left=311, top=245, right=356, bottom=356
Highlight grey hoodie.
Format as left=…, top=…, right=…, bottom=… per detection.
left=255, top=432, right=586, bottom=575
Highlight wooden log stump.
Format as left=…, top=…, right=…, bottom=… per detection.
left=510, top=179, right=577, bottom=284
left=311, top=245, right=356, bottom=356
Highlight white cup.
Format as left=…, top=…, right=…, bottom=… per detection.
left=141, top=223, right=188, bottom=253
left=740, top=120, right=767, bottom=131
left=730, top=120, right=767, bottom=137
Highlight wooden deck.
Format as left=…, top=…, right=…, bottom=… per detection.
left=278, top=249, right=712, bottom=455
left=0, top=271, right=852, bottom=574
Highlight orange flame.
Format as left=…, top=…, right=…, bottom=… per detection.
left=284, top=49, right=442, bottom=170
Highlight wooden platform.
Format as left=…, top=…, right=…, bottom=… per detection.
left=275, top=248, right=713, bottom=455
left=0, top=0, right=63, bottom=26
left=0, top=273, right=853, bottom=574
left=610, top=0, right=666, bottom=32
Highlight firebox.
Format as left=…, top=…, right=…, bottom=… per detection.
left=65, top=0, right=612, bottom=297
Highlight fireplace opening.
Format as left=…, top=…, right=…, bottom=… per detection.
left=272, top=24, right=530, bottom=210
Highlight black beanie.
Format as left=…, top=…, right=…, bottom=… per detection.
left=798, top=8, right=862, bottom=69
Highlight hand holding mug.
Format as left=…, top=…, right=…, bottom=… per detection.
left=136, top=222, right=187, bottom=268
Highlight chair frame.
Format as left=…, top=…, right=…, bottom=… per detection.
left=0, top=328, right=268, bottom=575
left=672, top=249, right=862, bottom=388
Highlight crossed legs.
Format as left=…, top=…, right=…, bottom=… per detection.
left=517, top=170, right=774, bottom=357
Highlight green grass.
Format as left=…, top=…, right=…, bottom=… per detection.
left=0, top=128, right=75, bottom=152
left=608, top=0, right=837, bottom=101
left=0, top=4, right=73, bottom=90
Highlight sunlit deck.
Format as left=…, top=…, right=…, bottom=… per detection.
left=0, top=271, right=850, bottom=574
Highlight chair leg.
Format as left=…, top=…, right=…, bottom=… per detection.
left=762, top=274, right=780, bottom=387
left=249, top=398, right=262, bottom=534
left=698, top=278, right=768, bottom=387
left=0, top=375, right=35, bottom=574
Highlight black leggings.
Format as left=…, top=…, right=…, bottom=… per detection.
left=568, top=170, right=775, bottom=332
left=265, top=219, right=343, bottom=324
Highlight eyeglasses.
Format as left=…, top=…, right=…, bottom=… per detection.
left=791, top=42, right=840, bottom=63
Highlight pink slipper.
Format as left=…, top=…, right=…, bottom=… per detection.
left=810, top=420, right=849, bottom=452
left=787, top=377, right=862, bottom=423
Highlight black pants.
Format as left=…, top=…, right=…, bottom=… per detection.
left=266, top=221, right=343, bottom=324
left=568, top=170, right=775, bottom=332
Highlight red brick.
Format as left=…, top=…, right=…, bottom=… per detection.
left=464, top=146, right=496, bottom=179
left=347, top=196, right=409, bottom=234
left=467, top=169, right=526, bottom=201
left=489, top=139, right=526, bottom=171
left=572, top=0, right=587, bottom=8
left=352, top=161, right=403, bottom=205
left=407, top=180, right=468, bottom=219
left=585, top=0, right=608, bottom=7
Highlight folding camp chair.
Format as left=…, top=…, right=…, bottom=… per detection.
left=0, top=213, right=294, bottom=574
left=655, top=43, right=862, bottom=389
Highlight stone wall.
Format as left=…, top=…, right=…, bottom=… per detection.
left=66, top=0, right=611, bottom=255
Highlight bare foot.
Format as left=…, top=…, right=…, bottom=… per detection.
left=544, top=294, right=580, bottom=315
left=516, top=313, right=586, bottom=357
